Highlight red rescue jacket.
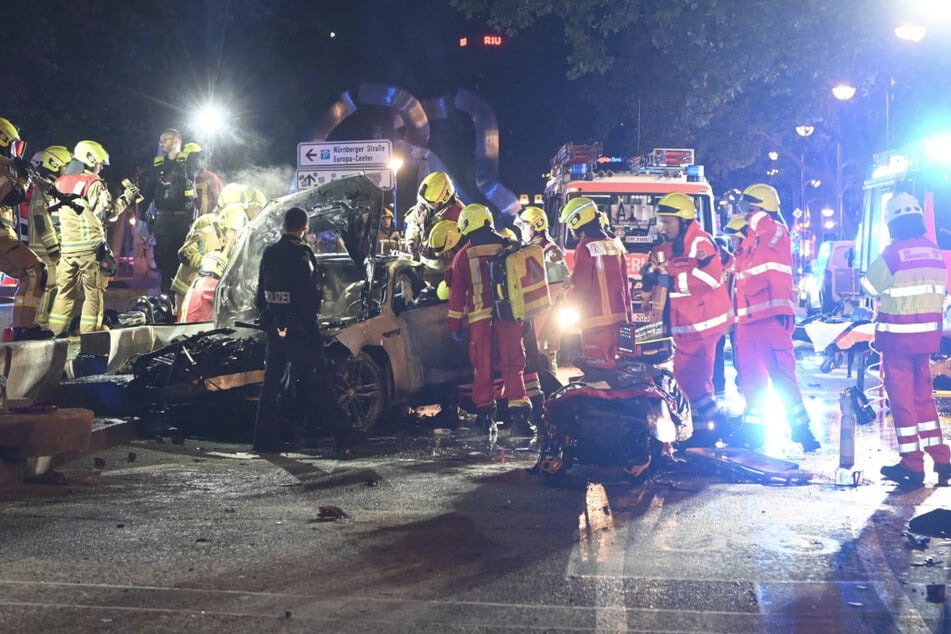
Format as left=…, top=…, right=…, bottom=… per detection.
left=568, top=234, right=632, bottom=329
left=734, top=211, right=795, bottom=323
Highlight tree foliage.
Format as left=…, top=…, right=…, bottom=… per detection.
left=453, top=0, right=951, bottom=220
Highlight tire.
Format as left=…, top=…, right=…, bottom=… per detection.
left=334, top=351, right=388, bottom=436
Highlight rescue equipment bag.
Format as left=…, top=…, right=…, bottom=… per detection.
left=96, top=241, right=117, bottom=277
left=490, top=243, right=551, bottom=321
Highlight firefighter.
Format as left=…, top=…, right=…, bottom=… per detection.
left=559, top=197, right=632, bottom=368
left=244, top=187, right=267, bottom=220
left=518, top=206, right=566, bottom=266
left=0, top=117, right=54, bottom=340
left=26, top=146, right=71, bottom=329
left=193, top=149, right=223, bottom=218
left=642, top=193, right=733, bottom=443
left=861, top=193, right=950, bottom=490
left=171, top=182, right=246, bottom=305
left=379, top=205, right=400, bottom=254
left=427, top=219, right=463, bottom=300
left=712, top=216, right=748, bottom=394
left=733, top=183, right=820, bottom=452
left=140, top=129, right=202, bottom=296
left=448, top=203, right=531, bottom=433
left=179, top=202, right=248, bottom=322
left=254, top=206, right=352, bottom=455
left=404, top=171, right=463, bottom=258
left=48, top=141, right=139, bottom=335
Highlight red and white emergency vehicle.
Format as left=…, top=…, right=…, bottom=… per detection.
left=543, top=143, right=717, bottom=322
left=856, top=137, right=951, bottom=287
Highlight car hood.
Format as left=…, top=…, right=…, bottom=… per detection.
left=215, top=175, right=384, bottom=327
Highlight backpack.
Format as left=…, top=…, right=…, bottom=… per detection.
left=490, top=243, right=551, bottom=321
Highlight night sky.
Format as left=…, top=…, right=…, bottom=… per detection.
left=7, top=0, right=587, bottom=207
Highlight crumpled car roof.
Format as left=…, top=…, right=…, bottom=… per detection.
left=215, top=175, right=384, bottom=327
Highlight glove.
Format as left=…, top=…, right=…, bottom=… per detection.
left=451, top=329, right=468, bottom=343
left=47, top=245, right=61, bottom=264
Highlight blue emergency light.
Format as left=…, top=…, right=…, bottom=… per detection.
left=570, top=163, right=588, bottom=178
left=686, top=164, right=704, bottom=182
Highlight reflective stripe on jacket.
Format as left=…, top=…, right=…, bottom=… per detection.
left=862, top=235, right=946, bottom=353
left=448, top=242, right=503, bottom=329
left=567, top=235, right=632, bottom=329
left=654, top=221, right=733, bottom=339
left=734, top=211, right=795, bottom=323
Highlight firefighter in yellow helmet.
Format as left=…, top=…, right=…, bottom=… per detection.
left=48, top=141, right=140, bottom=335
left=25, top=146, right=71, bottom=330
left=427, top=219, right=464, bottom=300
left=448, top=204, right=531, bottom=433
left=176, top=185, right=249, bottom=322
left=379, top=205, right=400, bottom=254
left=643, top=193, right=733, bottom=445
left=244, top=187, right=267, bottom=220
left=0, top=117, right=56, bottom=340
left=403, top=171, right=463, bottom=258
left=559, top=196, right=632, bottom=367
left=172, top=182, right=246, bottom=305
left=732, top=183, right=819, bottom=452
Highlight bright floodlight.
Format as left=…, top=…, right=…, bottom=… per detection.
left=894, top=23, right=927, bottom=42
left=388, top=156, right=404, bottom=173
left=924, top=134, right=951, bottom=164
left=796, top=125, right=815, bottom=137
left=191, top=103, right=228, bottom=137
left=832, top=84, right=856, bottom=101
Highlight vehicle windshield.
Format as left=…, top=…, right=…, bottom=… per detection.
left=561, top=193, right=711, bottom=252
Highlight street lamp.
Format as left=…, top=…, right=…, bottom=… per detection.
left=795, top=124, right=815, bottom=215
left=832, top=85, right=855, bottom=239
left=388, top=156, right=404, bottom=220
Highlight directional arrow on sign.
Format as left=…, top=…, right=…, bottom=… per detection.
left=299, top=173, right=316, bottom=187
left=305, top=148, right=318, bottom=161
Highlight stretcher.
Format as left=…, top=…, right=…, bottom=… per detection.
left=685, top=446, right=814, bottom=485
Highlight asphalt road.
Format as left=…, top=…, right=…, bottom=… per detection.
left=1, top=349, right=951, bottom=633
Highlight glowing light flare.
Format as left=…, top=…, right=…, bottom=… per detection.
left=924, top=134, right=951, bottom=164
left=557, top=305, right=581, bottom=329
left=894, top=23, right=927, bottom=42
left=190, top=103, right=230, bottom=138
left=821, top=207, right=836, bottom=218
left=824, top=220, right=837, bottom=230
left=832, top=84, right=856, bottom=101
left=768, top=151, right=779, bottom=161
left=388, top=156, right=404, bottom=173
left=795, top=125, right=815, bottom=138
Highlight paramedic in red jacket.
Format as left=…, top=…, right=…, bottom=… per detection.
left=733, top=183, right=820, bottom=452
left=559, top=197, right=632, bottom=367
left=643, top=193, right=733, bottom=443
left=447, top=204, right=530, bottom=434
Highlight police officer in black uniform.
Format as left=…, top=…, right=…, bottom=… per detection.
left=140, top=129, right=200, bottom=296
left=253, top=206, right=352, bottom=455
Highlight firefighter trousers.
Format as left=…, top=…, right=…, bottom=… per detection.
left=882, top=351, right=949, bottom=470
left=468, top=318, right=528, bottom=411
left=673, top=333, right=722, bottom=420
left=48, top=251, right=104, bottom=335
left=735, top=316, right=810, bottom=428
left=0, top=234, right=44, bottom=328
left=179, top=275, right=217, bottom=323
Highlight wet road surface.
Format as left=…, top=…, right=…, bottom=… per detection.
left=1, top=351, right=951, bottom=632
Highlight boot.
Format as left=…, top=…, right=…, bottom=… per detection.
left=474, top=404, right=497, bottom=435
left=507, top=405, right=536, bottom=437
left=12, top=326, right=55, bottom=341
left=935, top=463, right=951, bottom=487
left=880, top=462, right=925, bottom=491
left=790, top=424, right=821, bottom=453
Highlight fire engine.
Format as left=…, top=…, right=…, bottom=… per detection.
left=856, top=137, right=951, bottom=287
left=543, top=143, right=717, bottom=322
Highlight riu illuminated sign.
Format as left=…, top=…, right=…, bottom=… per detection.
left=458, top=34, right=506, bottom=48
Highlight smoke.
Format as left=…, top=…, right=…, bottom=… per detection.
left=218, top=164, right=296, bottom=200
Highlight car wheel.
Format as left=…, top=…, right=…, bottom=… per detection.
left=334, top=351, right=388, bottom=435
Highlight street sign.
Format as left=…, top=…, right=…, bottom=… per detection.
left=296, top=168, right=394, bottom=190
left=297, top=140, right=392, bottom=168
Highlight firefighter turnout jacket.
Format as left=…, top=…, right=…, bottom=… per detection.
left=734, top=210, right=796, bottom=323
left=861, top=235, right=947, bottom=354
left=447, top=241, right=503, bottom=330
left=651, top=221, right=732, bottom=340
left=567, top=234, right=632, bottom=329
